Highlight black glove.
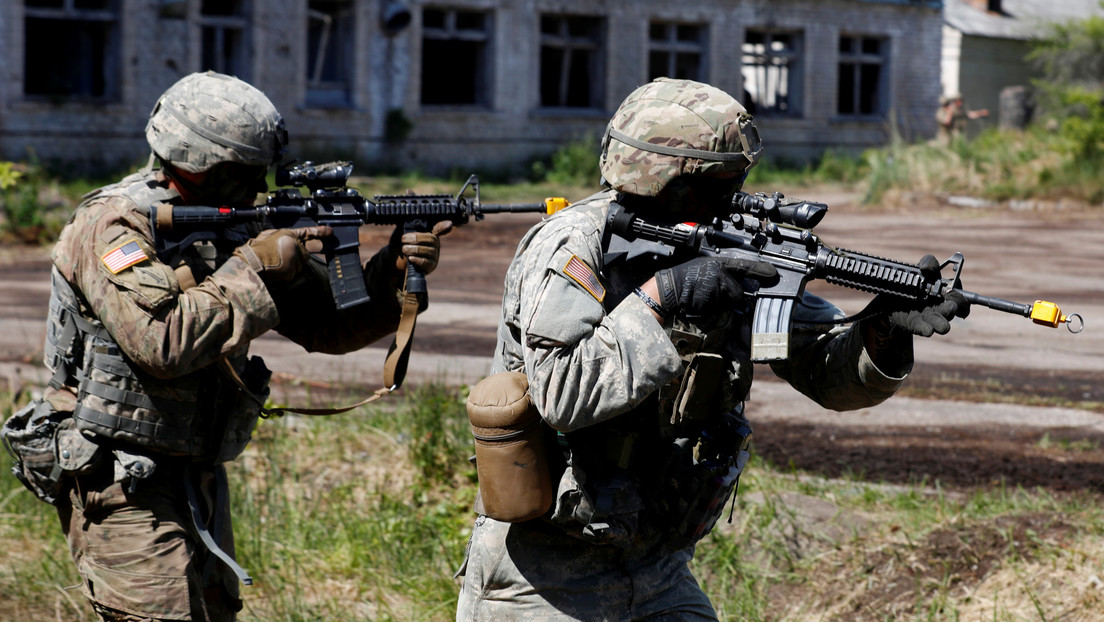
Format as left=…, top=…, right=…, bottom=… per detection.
left=868, top=255, right=971, bottom=337
left=655, top=257, right=778, bottom=322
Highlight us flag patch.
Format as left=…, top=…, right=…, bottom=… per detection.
left=101, top=240, right=149, bottom=274
left=562, top=255, right=605, bottom=302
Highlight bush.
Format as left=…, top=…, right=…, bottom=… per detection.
left=531, top=135, right=600, bottom=187
left=0, top=162, right=63, bottom=244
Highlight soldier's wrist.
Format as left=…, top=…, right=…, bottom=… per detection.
left=633, top=287, right=665, bottom=322
left=654, top=269, right=679, bottom=316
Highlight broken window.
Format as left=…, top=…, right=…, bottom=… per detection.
left=837, top=35, right=887, bottom=117
left=421, top=8, right=492, bottom=106
left=23, top=0, right=121, bottom=100
left=648, top=21, right=706, bottom=82
left=539, top=15, right=604, bottom=109
left=307, top=0, right=355, bottom=108
left=201, top=0, right=251, bottom=81
left=741, top=29, right=802, bottom=117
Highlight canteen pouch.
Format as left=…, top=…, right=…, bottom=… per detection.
left=467, top=371, right=554, bottom=522
left=2, top=399, right=103, bottom=505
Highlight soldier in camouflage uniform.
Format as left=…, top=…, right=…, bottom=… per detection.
left=37, top=72, right=446, bottom=621
left=455, top=78, right=969, bottom=620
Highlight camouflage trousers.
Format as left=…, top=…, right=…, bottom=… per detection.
left=57, top=460, right=242, bottom=622
left=455, top=515, right=717, bottom=621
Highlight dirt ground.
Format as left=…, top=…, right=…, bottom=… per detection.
left=1, top=187, right=1102, bottom=499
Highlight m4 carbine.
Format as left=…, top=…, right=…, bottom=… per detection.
left=151, top=161, right=566, bottom=309
left=604, top=192, right=1084, bottom=362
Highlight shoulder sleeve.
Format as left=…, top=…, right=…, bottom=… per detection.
left=53, top=195, right=279, bottom=379
left=514, top=205, right=682, bottom=432
left=769, top=293, right=908, bottom=411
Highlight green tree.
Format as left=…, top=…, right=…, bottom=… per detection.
left=1027, top=6, right=1104, bottom=161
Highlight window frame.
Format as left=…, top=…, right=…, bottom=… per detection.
left=23, top=0, right=122, bottom=101
left=537, top=14, right=606, bottom=112
left=199, top=0, right=252, bottom=82
left=647, top=20, right=708, bottom=83
left=420, top=6, right=494, bottom=108
left=836, top=34, right=889, bottom=118
left=740, top=28, right=803, bottom=118
left=306, top=0, right=356, bottom=109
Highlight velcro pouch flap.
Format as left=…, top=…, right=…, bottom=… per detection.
left=671, top=352, right=726, bottom=425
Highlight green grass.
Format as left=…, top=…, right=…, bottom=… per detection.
left=861, top=124, right=1103, bottom=206
left=4, top=385, right=1104, bottom=621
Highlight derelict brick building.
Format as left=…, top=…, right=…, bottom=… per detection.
left=1, top=0, right=943, bottom=175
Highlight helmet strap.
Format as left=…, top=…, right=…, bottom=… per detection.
left=607, top=128, right=753, bottom=168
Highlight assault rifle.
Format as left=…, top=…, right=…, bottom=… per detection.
left=605, top=191, right=1084, bottom=362
left=151, top=161, right=564, bottom=309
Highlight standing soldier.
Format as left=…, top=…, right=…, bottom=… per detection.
left=936, top=92, right=990, bottom=144
left=5, top=71, right=447, bottom=621
left=456, top=78, right=969, bottom=620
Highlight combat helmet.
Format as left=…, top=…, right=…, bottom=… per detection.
left=600, top=78, right=762, bottom=197
left=145, top=71, right=288, bottom=174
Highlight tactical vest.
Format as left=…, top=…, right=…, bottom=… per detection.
left=45, top=267, right=267, bottom=462
left=44, top=173, right=270, bottom=463
left=542, top=198, right=754, bottom=549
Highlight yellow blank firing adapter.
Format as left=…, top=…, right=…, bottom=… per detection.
left=1031, top=300, right=1084, bottom=333
left=543, top=197, right=570, bottom=214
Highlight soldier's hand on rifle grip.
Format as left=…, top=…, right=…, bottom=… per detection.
left=234, top=226, right=334, bottom=284
left=388, top=220, right=453, bottom=278
left=654, top=257, right=778, bottom=325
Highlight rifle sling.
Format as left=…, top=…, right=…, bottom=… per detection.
left=219, top=281, right=421, bottom=418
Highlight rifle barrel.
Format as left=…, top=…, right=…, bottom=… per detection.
left=480, top=203, right=548, bottom=213
left=481, top=197, right=569, bottom=216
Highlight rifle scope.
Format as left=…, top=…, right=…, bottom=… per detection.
left=733, top=192, right=828, bottom=229
left=276, top=160, right=353, bottom=191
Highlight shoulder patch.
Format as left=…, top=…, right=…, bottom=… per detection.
left=101, top=239, right=149, bottom=274
left=562, top=255, right=606, bottom=302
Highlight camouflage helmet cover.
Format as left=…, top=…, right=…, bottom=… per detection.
left=145, top=71, right=288, bottom=174
left=599, top=78, right=763, bottom=197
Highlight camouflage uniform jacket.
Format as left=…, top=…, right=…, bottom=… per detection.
left=490, top=188, right=909, bottom=539
left=46, top=168, right=405, bottom=459
left=493, top=188, right=908, bottom=428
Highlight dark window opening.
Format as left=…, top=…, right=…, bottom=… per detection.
left=307, top=0, right=355, bottom=107
left=648, top=21, right=706, bottom=82
left=25, top=19, right=111, bottom=97
left=539, top=15, right=603, bottom=109
left=421, top=8, right=492, bottom=106
left=201, top=0, right=250, bottom=80
left=24, top=0, right=120, bottom=100
left=837, top=35, right=887, bottom=116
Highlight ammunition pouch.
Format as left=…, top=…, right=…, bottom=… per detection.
left=73, top=345, right=267, bottom=461
left=551, top=464, right=642, bottom=548
left=654, top=408, right=752, bottom=549
left=548, top=404, right=752, bottom=550
left=2, top=399, right=103, bottom=505
left=670, top=352, right=726, bottom=425
left=467, top=372, right=554, bottom=523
